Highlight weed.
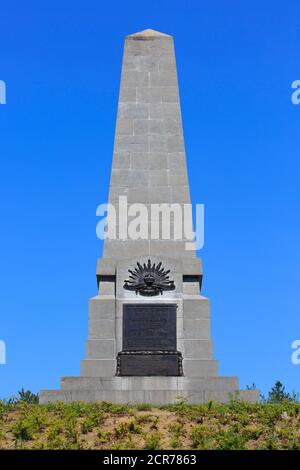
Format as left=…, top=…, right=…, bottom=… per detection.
left=128, top=419, right=142, bottom=434
left=150, top=416, right=159, bottom=430
left=112, top=436, right=135, bottom=450
left=115, top=422, right=128, bottom=438
left=12, top=419, right=34, bottom=441
left=168, top=422, right=183, bottom=449
left=99, top=401, right=133, bottom=415
left=136, top=413, right=153, bottom=424
left=215, top=430, right=246, bottom=450
left=242, top=424, right=265, bottom=440
left=169, top=422, right=183, bottom=438
left=81, top=411, right=104, bottom=434
left=170, top=436, right=180, bottom=448
left=97, top=429, right=109, bottom=443
left=144, top=433, right=161, bottom=450
left=190, top=424, right=212, bottom=449
left=11, top=408, right=46, bottom=442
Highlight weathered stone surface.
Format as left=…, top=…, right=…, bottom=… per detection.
left=119, top=87, right=136, bottom=102
left=80, top=359, right=116, bottom=377
left=98, top=281, right=115, bottom=296
left=183, top=339, right=213, bottom=359
left=183, top=318, right=211, bottom=339
left=112, top=152, right=131, bottom=169
left=86, top=339, right=116, bottom=359
left=88, top=319, right=115, bottom=339
left=88, top=297, right=115, bottom=319
left=39, top=385, right=260, bottom=404
left=183, top=359, right=219, bottom=377
left=41, top=369, right=259, bottom=404
left=102, top=30, right=193, bottom=260
left=183, top=297, right=210, bottom=319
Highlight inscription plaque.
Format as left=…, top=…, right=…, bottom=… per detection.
left=123, top=304, right=177, bottom=351
left=116, top=303, right=183, bottom=376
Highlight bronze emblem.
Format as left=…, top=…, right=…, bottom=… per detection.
left=123, top=260, right=175, bottom=296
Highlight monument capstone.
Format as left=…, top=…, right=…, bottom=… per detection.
left=40, top=29, right=259, bottom=404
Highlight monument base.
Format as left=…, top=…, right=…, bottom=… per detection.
left=40, top=376, right=259, bottom=404
left=40, top=257, right=260, bottom=405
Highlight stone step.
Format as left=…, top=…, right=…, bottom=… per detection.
left=40, top=388, right=259, bottom=405
left=61, top=375, right=239, bottom=392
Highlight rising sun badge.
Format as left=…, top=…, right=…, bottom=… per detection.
left=123, top=259, right=176, bottom=296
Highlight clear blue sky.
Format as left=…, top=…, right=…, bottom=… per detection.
left=0, top=0, right=299, bottom=398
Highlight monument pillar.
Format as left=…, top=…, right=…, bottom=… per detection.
left=40, top=30, right=259, bottom=404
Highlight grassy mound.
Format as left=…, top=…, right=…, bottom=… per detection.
left=0, top=400, right=299, bottom=450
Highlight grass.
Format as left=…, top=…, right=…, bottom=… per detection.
left=0, top=400, right=299, bottom=449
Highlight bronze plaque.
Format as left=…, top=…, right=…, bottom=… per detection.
left=123, top=304, right=177, bottom=351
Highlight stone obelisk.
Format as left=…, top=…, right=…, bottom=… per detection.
left=104, top=28, right=193, bottom=260
left=40, top=30, right=259, bottom=404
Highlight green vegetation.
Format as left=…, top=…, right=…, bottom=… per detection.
left=262, top=381, right=298, bottom=404
left=0, top=399, right=299, bottom=449
left=144, top=433, right=161, bottom=450
left=0, top=381, right=298, bottom=449
left=168, top=421, right=183, bottom=448
left=17, top=388, right=39, bottom=404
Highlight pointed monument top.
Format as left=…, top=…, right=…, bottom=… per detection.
left=127, top=29, right=172, bottom=39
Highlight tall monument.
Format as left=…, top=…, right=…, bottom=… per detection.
left=40, top=29, right=259, bottom=404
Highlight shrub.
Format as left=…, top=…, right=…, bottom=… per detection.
left=12, top=419, right=34, bottom=441
left=128, top=419, right=142, bottom=434
left=215, top=430, right=246, bottom=450
left=144, top=433, right=160, bottom=450
left=112, top=437, right=135, bottom=450
left=81, top=411, right=104, bottom=434
left=190, top=424, right=212, bottom=449
left=242, top=424, right=265, bottom=440
left=11, top=406, right=46, bottom=442
left=169, top=422, right=183, bottom=437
